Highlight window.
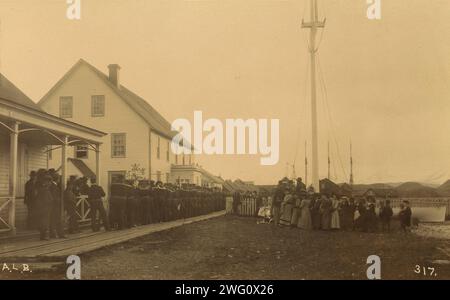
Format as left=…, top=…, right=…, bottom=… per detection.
left=111, top=133, right=126, bottom=157
left=91, top=95, right=105, bottom=117
left=188, top=154, right=192, bottom=165
left=156, top=171, right=162, bottom=182
left=166, top=173, right=170, bottom=183
left=175, top=154, right=178, bottom=165
left=166, top=141, right=170, bottom=162
left=59, top=96, right=73, bottom=118
left=182, top=154, right=185, bottom=165
left=75, top=145, right=89, bottom=159
left=157, top=136, right=161, bottom=159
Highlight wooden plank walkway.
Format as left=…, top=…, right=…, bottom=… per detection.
left=0, top=211, right=225, bottom=260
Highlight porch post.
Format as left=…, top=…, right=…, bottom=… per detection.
left=61, top=136, right=68, bottom=223
left=9, top=121, right=19, bottom=235
left=95, top=144, right=101, bottom=185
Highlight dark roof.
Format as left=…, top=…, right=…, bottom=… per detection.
left=39, top=59, right=179, bottom=140
left=69, top=158, right=96, bottom=178
left=0, top=73, right=42, bottom=111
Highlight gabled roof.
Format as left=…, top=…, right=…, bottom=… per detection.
left=0, top=73, right=42, bottom=111
left=39, top=59, right=177, bottom=140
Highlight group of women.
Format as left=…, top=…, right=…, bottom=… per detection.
left=268, top=183, right=388, bottom=232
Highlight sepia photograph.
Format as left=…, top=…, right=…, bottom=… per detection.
left=0, top=0, right=449, bottom=287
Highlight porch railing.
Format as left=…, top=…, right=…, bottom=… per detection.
left=75, top=195, right=91, bottom=225
left=0, top=196, right=13, bottom=233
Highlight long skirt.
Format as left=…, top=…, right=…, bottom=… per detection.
left=312, top=211, right=321, bottom=230
left=290, top=207, right=301, bottom=226
left=331, top=211, right=340, bottom=229
left=280, top=204, right=294, bottom=226
left=298, top=208, right=312, bottom=230
left=321, top=212, right=331, bottom=230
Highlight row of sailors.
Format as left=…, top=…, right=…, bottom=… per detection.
left=109, top=181, right=225, bottom=230
left=24, top=171, right=225, bottom=240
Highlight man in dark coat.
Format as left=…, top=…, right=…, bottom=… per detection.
left=88, top=177, right=110, bottom=232
left=399, top=201, right=412, bottom=234
left=125, top=180, right=140, bottom=227
left=64, top=180, right=79, bottom=234
left=24, top=171, right=37, bottom=229
left=35, top=171, right=53, bottom=240
left=379, top=199, right=394, bottom=232
left=110, top=182, right=130, bottom=230
left=49, top=170, right=65, bottom=239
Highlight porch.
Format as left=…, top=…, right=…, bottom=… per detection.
left=0, top=96, right=105, bottom=236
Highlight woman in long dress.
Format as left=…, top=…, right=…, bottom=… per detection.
left=311, top=196, right=322, bottom=230
left=320, top=196, right=332, bottom=230
left=298, top=197, right=312, bottom=230
left=290, top=196, right=302, bottom=227
left=330, top=196, right=341, bottom=230
left=280, top=192, right=294, bottom=226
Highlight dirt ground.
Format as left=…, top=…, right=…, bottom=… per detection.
left=4, top=215, right=450, bottom=280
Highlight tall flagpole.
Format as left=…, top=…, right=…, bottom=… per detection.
left=305, top=141, right=308, bottom=187
left=350, top=142, right=354, bottom=186
left=327, top=141, right=330, bottom=180
left=302, top=0, right=325, bottom=192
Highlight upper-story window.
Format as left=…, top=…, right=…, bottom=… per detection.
left=59, top=96, right=73, bottom=118
left=157, top=136, right=161, bottom=160
left=175, top=154, right=178, bottom=165
left=75, top=145, right=89, bottom=159
left=111, top=133, right=126, bottom=158
left=91, top=95, right=105, bottom=117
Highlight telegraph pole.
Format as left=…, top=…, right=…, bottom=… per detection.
left=305, top=141, right=308, bottom=187
left=302, top=0, right=325, bottom=192
left=350, top=142, right=354, bottom=186
left=327, top=141, right=330, bottom=180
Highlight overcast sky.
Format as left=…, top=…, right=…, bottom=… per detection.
left=0, top=0, right=449, bottom=185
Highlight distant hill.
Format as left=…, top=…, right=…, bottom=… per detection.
left=437, top=180, right=450, bottom=196
left=352, top=183, right=394, bottom=192
left=395, top=182, right=440, bottom=197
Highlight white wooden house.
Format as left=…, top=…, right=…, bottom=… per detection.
left=0, top=73, right=105, bottom=235
left=38, top=59, right=195, bottom=195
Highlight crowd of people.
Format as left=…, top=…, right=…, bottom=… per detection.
left=24, top=170, right=225, bottom=241
left=253, top=178, right=413, bottom=234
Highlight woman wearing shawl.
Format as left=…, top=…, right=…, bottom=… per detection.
left=330, top=195, right=341, bottom=230
left=320, top=195, right=332, bottom=230
left=280, top=191, right=295, bottom=226
left=298, top=196, right=313, bottom=230
left=311, top=194, right=322, bottom=230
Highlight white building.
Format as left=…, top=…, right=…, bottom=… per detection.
left=39, top=59, right=194, bottom=195
left=0, top=73, right=105, bottom=234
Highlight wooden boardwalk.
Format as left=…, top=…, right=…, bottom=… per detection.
left=0, top=211, right=225, bottom=261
